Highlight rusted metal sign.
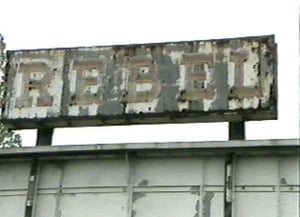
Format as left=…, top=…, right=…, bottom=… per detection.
left=2, top=35, right=277, bottom=129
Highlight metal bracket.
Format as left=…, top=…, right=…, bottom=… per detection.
left=24, top=158, right=39, bottom=217
left=36, top=128, right=54, bottom=146
left=229, top=122, right=245, bottom=140
left=224, top=154, right=234, bottom=217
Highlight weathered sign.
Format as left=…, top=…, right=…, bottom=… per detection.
left=2, top=35, right=277, bottom=129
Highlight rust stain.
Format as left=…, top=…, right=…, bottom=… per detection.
left=132, top=192, right=146, bottom=203
left=137, top=180, right=149, bottom=186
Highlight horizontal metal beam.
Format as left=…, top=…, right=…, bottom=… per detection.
left=3, top=185, right=299, bottom=197
left=3, top=111, right=276, bottom=130
left=0, top=139, right=298, bottom=159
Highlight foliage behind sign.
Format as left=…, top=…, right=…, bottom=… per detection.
left=0, top=34, right=22, bottom=146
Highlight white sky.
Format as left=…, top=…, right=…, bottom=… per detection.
left=0, top=0, right=299, bottom=146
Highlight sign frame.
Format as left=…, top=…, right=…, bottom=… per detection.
left=2, top=35, right=277, bottom=129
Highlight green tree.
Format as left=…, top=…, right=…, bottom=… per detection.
left=0, top=34, right=22, bottom=148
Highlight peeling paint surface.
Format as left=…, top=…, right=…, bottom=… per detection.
left=5, top=51, right=64, bottom=119
left=0, top=142, right=299, bottom=217
left=3, top=35, right=277, bottom=129
left=203, top=192, right=214, bottom=217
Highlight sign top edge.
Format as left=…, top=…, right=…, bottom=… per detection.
left=7, top=34, right=276, bottom=53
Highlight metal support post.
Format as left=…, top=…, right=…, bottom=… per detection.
left=24, top=158, right=39, bottom=217
left=36, top=128, right=54, bottom=146
left=224, top=121, right=244, bottom=217
left=224, top=154, right=234, bottom=217
left=229, top=122, right=245, bottom=140
left=126, top=152, right=136, bottom=217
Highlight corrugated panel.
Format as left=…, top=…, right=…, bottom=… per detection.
left=0, top=196, right=27, bottom=217
left=234, top=156, right=300, bottom=217
left=0, top=152, right=298, bottom=217
left=0, top=161, right=31, bottom=217
left=133, top=157, right=224, bottom=217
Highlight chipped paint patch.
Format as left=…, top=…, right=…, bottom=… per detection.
left=132, top=192, right=146, bottom=203
left=125, top=99, right=159, bottom=114
left=203, top=192, right=214, bottom=217
left=170, top=51, right=184, bottom=64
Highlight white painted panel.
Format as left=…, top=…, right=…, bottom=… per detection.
left=203, top=157, right=224, bottom=185
left=235, top=156, right=278, bottom=185
left=280, top=193, right=299, bottom=217
left=234, top=193, right=277, bottom=217
left=60, top=193, right=127, bottom=217
left=62, top=158, right=128, bottom=187
left=0, top=196, right=26, bottom=217
left=279, top=156, right=300, bottom=185
left=134, top=158, right=205, bottom=186
left=0, top=153, right=298, bottom=217
left=35, top=195, right=56, bottom=217
left=38, top=161, right=63, bottom=188
left=0, top=162, right=31, bottom=190
left=209, top=192, right=224, bottom=217
left=133, top=193, right=198, bottom=217
left=132, top=191, right=224, bottom=217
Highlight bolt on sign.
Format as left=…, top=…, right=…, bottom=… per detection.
left=2, top=35, right=277, bottom=129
